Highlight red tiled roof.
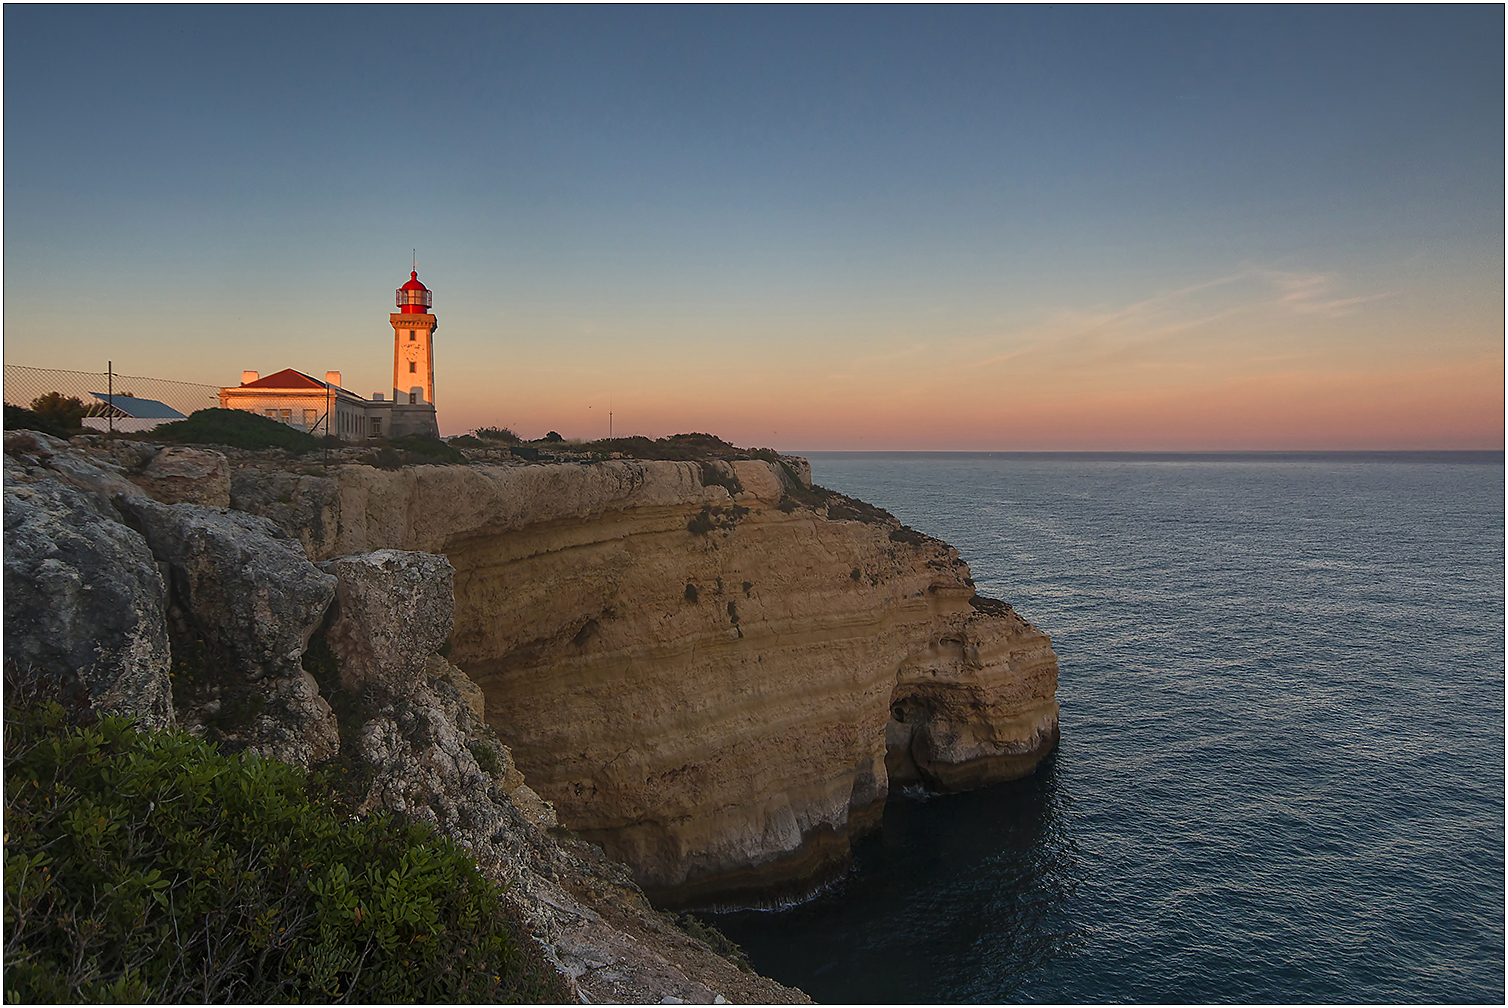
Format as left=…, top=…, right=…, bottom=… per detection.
left=239, top=368, right=328, bottom=390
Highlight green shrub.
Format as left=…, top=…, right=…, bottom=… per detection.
left=3, top=698, right=567, bottom=1004
left=698, top=462, right=744, bottom=497
left=472, top=427, right=522, bottom=445
left=386, top=434, right=465, bottom=463
left=660, top=911, right=753, bottom=973
left=467, top=742, right=501, bottom=776
left=576, top=433, right=744, bottom=461
left=27, top=392, right=89, bottom=429
left=152, top=408, right=320, bottom=453
left=687, top=504, right=750, bottom=536
left=3, top=403, right=75, bottom=439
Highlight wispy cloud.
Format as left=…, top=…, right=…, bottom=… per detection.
left=963, top=267, right=1389, bottom=374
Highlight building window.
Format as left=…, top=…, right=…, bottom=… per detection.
left=409, top=392, right=417, bottom=404
left=279, top=409, right=291, bottom=423
left=371, top=417, right=381, bottom=437
left=409, top=332, right=416, bottom=341
left=409, top=361, right=416, bottom=373
left=265, top=409, right=277, bottom=418
left=303, top=409, right=318, bottom=428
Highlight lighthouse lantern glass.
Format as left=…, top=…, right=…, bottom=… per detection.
left=396, top=288, right=433, bottom=309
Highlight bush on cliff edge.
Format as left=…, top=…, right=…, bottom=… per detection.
left=2, top=691, right=567, bottom=1004
left=151, top=408, right=320, bottom=453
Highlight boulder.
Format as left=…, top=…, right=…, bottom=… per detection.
left=117, top=499, right=335, bottom=682
left=230, top=467, right=340, bottom=560
left=115, top=498, right=338, bottom=767
left=134, top=446, right=231, bottom=507
left=2, top=452, right=173, bottom=726
left=317, top=549, right=454, bottom=699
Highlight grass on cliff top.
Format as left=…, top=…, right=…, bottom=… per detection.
left=151, top=408, right=321, bottom=453
left=2, top=680, right=569, bottom=1004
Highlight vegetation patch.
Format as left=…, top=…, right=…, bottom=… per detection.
left=152, top=408, right=320, bottom=454
left=825, top=495, right=894, bottom=525
left=889, top=526, right=929, bottom=546
left=4, top=401, right=81, bottom=438
left=574, top=432, right=746, bottom=461
left=968, top=595, right=1016, bottom=617
left=3, top=693, right=567, bottom=1004
left=385, top=434, right=466, bottom=464
left=687, top=504, right=750, bottom=536
left=697, top=461, right=744, bottom=496
left=27, top=392, right=96, bottom=428
left=659, top=911, right=754, bottom=973
left=472, top=426, right=523, bottom=445
left=467, top=740, right=501, bottom=776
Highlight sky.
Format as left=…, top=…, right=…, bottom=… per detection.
left=4, top=5, right=1502, bottom=449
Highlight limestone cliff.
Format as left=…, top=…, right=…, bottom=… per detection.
left=3, top=432, right=810, bottom=1003
left=238, top=454, right=1059, bottom=905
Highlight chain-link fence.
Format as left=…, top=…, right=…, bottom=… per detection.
left=4, top=364, right=221, bottom=432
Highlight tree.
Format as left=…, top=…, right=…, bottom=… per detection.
left=27, top=392, right=88, bottom=428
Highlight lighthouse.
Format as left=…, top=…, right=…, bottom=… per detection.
left=388, top=270, right=440, bottom=438
left=219, top=267, right=443, bottom=440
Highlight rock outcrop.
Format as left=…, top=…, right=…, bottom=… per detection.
left=318, top=549, right=456, bottom=699
left=109, top=498, right=337, bottom=767
left=2, top=434, right=173, bottom=727
left=132, top=446, right=232, bottom=506
left=254, top=455, right=1060, bottom=905
left=2, top=432, right=818, bottom=1001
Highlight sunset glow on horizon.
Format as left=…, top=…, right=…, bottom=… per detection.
left=4, top=7, right=1502, bottom=451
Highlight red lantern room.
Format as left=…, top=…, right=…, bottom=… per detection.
left=396, top=271, right=433, bottom=313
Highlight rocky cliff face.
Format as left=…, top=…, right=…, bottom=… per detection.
left=3, top=432, right=809, bottom=1003
left=234, top=454, right=1060, bottom=905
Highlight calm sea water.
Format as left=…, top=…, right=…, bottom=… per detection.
left=707, top=452, right=1505, bottom=1004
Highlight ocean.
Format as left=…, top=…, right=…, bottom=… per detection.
left=705, top=452, right=1505, bottom=1004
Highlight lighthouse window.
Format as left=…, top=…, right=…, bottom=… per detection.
left=409, top=332, right=416, bottom=341
left=409, top=362, right=416, bottom=373
left=409, top=392, right=417, bottom=404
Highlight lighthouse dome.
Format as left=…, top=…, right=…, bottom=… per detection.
left=396, top=271, right=433, bottom=313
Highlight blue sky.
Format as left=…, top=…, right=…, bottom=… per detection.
left=5, top=6, right=1502, bottom=447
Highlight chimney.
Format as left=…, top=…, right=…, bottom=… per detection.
left=325, top=371, right=342, bottom=389
left=241, top=371, right=259, bottom=385
left=373, top=392, right=384, bottom=401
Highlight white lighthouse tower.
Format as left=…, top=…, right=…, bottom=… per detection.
left=388, top=269, right=440, bottom=438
